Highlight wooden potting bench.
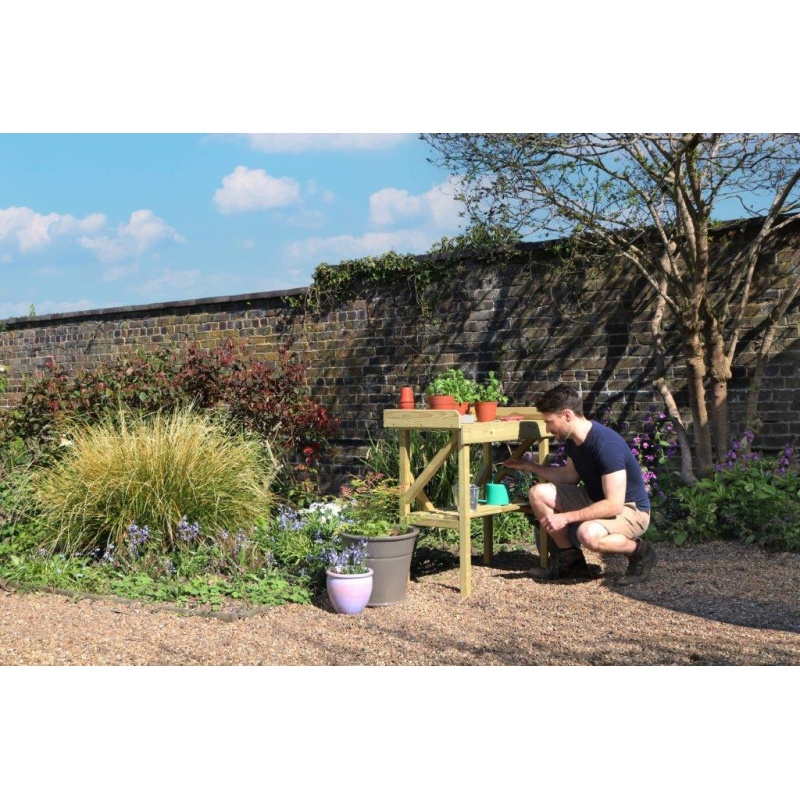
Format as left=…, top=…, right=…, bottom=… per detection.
left=383, top=406, right=551, bottom=596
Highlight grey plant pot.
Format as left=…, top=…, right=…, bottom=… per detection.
left=340, top=527, right=419, bottom=606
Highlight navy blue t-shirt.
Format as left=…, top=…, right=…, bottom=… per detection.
left=565, top=421, right=651, bottom=512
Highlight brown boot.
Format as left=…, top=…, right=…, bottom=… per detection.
left=618, top=540, right=658, bottom=586
left=528, top=547, right=596, bottom=580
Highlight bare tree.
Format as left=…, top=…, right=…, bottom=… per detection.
left=423, top=133, right=800, bottom=479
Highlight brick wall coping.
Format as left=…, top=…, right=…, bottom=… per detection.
left=0, top=287, right=309, bottom=328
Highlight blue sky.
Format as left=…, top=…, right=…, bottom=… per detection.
left=1, top=3, right=789, bottom=323
left=0, top=134, right=465, bottom=318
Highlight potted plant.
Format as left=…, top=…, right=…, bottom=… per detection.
left=474, top=371, right=509, bottom=422
left=337, top=475, right=419, bottom=606
left=325, top=538, right=374, bottom=614
left=425, top=368, right=477, bottom=413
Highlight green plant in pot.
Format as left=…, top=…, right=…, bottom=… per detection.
left=337, top=474, right=419, bottom=606
left=474, top=371, right=509, bottom=422
left=325, top=538, right=374, bottom=614
left=425, top=368, right=477, bottom=412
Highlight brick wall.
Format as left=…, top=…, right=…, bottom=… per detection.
left=2, top=222, right=800, bottom=488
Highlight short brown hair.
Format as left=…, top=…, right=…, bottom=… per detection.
left=535, top=384, right=585, bottom=416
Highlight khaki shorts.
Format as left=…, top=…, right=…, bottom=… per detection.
left=555, top=484, right=650, bottom=540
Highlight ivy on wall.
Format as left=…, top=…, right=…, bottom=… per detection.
left=286, top=224, right=522, bottom=318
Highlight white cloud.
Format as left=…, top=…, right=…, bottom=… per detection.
left=79, top=209, right=185, bottom=263
left=138, top=268, right=201, bottom=296
left=214, top=166, right=301, bottom=214
left=370, top=187, right=422, bottom=227
left=0, top=206, right=106, bottom=252
left=286, top=229, right=433, bottom=263
left=239, top=133, right=411, bottom=153
left=369, top=177, right=463, bottom=229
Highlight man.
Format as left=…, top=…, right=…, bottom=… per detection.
left=504, top=384, right=657, bottom=585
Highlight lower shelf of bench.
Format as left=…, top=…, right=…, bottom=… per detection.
left=407, top=503, right=534, bottom=531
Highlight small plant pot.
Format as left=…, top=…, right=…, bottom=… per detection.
left=456, top=401, right=470, bottom=414
left=326, top=568, right=374, bottom=614
left=474, top=401, right=498, bottom=422
left=427, top=394, right=457, bottom=410
left=398, top=386, right=415, bottom=409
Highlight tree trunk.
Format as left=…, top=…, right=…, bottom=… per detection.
left=654, top=376, right=697, bottom=485
left=707, top=320, right=732, bottom=462
left=650, top=271, right=696, bottom=484
left=684, top=331, right=714, bottom=475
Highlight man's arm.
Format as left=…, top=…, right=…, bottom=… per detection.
left=503, top=455, right=581, bottom=485
left=553, top=469, right=627, bottom=526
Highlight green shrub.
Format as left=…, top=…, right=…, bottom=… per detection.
left=261, top=502, right=349, bottom=592
left=29, top=407, right=273, bottom=556
left=1, top=339, right=339, bottom=497
left=660, top=443, right=800, bottom=551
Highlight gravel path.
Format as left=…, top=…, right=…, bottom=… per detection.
left=1, top=541, right=798, bottom=665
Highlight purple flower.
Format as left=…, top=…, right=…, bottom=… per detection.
left=177, top=516, right=200, bottom=542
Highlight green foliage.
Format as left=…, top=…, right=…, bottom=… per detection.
left=339, top=473, right=404, bottom=525
left=475, top=371, right=509, bottom=403
left=1, top=339, right=339, bottom=497
left=29, top=408, right=273, bottom=556
left=425, top=368, right=477, bottom=402
left=0, top=511, right=313, bottom=609
left=297, top=223, right=522, bottom=318
left=359, top=431, right=465, bottom=511
left=654, top=445, right=800, bottom=551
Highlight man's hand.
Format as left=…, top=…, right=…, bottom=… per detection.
left=540, top=511, right=570, bottom=535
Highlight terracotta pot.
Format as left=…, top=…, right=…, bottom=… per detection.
left=399, top=386, right=415, bottom=409
left=427, top=394, right=457, bottom=410
left=456, top=401, right=470, bottom=414
left=474, top=400, right=498, bottom=421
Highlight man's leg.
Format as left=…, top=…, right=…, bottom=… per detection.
left=528, top=483, right=594, bottom=579
left=529, top=483, right=573, bottom=548
left=576, top=523, right=636, bottom=555
left=575, top=511, right=657, bottom=585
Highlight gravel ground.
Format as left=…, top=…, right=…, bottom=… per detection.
left=1, top=540, right=798, bottom=666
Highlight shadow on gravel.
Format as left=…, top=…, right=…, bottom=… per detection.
left=485, top=543, right=800, bottom=635
left=411, top=545, right=459, bottom=579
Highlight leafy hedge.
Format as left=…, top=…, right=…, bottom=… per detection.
left=1, top=339, right=339, bottom=496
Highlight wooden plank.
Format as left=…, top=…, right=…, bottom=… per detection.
left=496, top=406, right=544, bottom=420
left=458, top=439, right=472, bottom=596
left=407, top=511, right=461, bottom=530
left=460, top=418, right=547, bottom=444
left=460, top=420, right=521, bottom=443
left=483, top=515, right=493, bottom=565
left=384, top=409, right=461, bottom=429
left=398, top=429, right=412, bottom=520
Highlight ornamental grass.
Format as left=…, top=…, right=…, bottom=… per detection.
left=30, top=407, right=273, bottom=556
